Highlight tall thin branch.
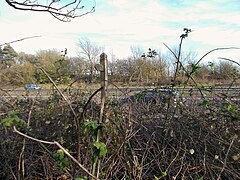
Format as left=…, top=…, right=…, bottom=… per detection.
left=0, top=35, right=41, bottom=47
left=218, top=57, right=240, bottom=67
left=13, top=126, right=98, bottom=180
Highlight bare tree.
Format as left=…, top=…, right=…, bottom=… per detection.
left=130, top=46, right=144, bottom=60
left=5, top=0, right=96, bottom=22
left=77, top=37, right=104, bottom=82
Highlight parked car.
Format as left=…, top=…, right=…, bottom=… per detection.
left=25, top=84, right=41, bottom=90
left=119, top=88, right=180, bottom=106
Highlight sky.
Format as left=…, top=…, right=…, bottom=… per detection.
left=0, top=0, right=240, bottom=64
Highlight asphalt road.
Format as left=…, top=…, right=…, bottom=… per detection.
left=1, top=87, right=240, bottom=93
left=1, top=87, right=239, bottom=100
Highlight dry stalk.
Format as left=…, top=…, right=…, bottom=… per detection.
left=39, top=67, right=82, bottom=161
left=18, top=98, right=36, bottom=179
left=173, top=143, right=187, bottom=179
left=13, top=126, right=98, bottom=180
left=217, top=136, right=236, bottom=180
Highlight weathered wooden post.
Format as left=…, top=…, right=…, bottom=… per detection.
left=100, top=52, right=108, bottom=111
left=92, top=52, right=108, bottom=179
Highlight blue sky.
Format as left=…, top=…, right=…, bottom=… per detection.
left=0, top=0, right=240, bottom=63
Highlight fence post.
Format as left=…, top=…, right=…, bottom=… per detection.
left=100, top=52, right=108, bottom=104
left=93, top=52, right=108, bottom=179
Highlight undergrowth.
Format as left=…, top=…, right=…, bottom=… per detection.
left=0, top=28, right=239, bottom=179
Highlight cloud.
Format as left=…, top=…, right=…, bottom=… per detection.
left=191, top=27, right=240, bottom=46
left=0, top=0, right=240, bottom=61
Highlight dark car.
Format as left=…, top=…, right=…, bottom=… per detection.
left=119, top=88, right=180, bottom=106
left=25, top=84, right=41, bottom=90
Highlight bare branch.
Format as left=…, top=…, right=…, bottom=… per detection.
left=217, top=136, right=236, bottom=180
left=13, top=126, right=99, bottom=179
left=163, top=42, right=178, bottom=60
left=5, top=0, right=96, bottom=22
left=0, top=35, right=41, bottom=47
left=195, top=47, right=240, bottom=66
left=185, top=47, right=240, bottom=81
left=218, top=57, right=240, bottom=67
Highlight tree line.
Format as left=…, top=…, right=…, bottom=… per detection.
left=0, top=39, right=239, bottom=87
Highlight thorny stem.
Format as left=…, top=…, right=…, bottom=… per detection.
left=39, top=67, right=82, bottom=161
left=174, top=37, right=184, bottom=81
left=217, top=136, right=236, bottom=180
left=218, top=57, right=240, bottom=67
left=18, top=98, right=36, bottom=179
left=162, top=30, right=190, bottom=136
left=79, top=87, right=103, bottom=122
left=13, top=126, right=99, bottom=180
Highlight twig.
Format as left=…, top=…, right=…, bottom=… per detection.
left=17, top=98, right=36, bottom=179
left=166, top=144, right=181, bottom=172
left=217, top=136, right=236, bottom=180
left=5, top=0, right=96, bottom=22
left=0, top=35, right=41, bottom=47
left=39, top=67, right=77, bottom=121
left=38, top=67, right=82, bottom=161
left=173, top=143, right=187, bottom=179
left=79, top=87, right=102, bottom=122
left=13, top=126, right=99, bottom=180
left=218, top=57, right=240, bottom=67
left=196, top=47, right=240, bottom=66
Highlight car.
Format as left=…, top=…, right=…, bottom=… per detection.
left=25, top=84, right=41, bottom=90
left=119, top=88, right=180, bottom=106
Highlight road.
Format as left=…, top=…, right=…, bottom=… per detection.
left=1, top=87, right=240, bottom=100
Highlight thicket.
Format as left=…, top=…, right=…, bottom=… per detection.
left=0, top=29, right=240, bottom=179
left=1, top=39, right=239, bottom=87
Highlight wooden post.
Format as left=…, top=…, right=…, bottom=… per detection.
left=100, top=52, right=108, bottom=104
left=92, top=52, right=108, bottom=179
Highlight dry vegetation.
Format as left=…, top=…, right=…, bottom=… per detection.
left=0, top=83, right=239, bottom=179
left=0, top=29, right=240, bottom=179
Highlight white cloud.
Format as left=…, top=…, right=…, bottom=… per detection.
left=190, top=27, right=240, bottom=46
left=0, top=0, right=240, bottom=61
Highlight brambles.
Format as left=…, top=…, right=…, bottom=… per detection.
left=0, top=88, right=239, bottom=179
left=53, top=149, right=70, bottom=172
left=1, top=111, right=26, bottom=128
left=0, top=28, right=239, bottom=179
